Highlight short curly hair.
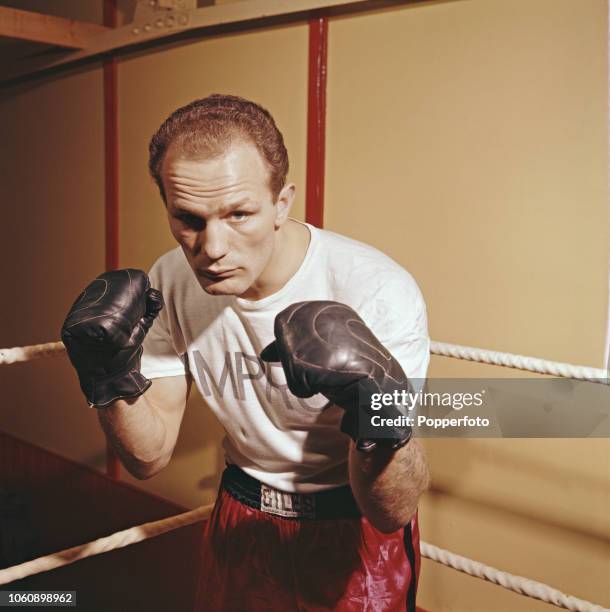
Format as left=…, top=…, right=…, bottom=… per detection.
left=149, top=94, right=289, bottom=202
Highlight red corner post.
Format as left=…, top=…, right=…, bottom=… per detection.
left=103, top=0, right=121, bottom=479
left=306, top=17, right=328, bottom=228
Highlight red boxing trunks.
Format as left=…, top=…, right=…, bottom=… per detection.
left=194, top=465, right=421, bottom=611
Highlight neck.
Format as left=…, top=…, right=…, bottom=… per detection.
left=240, top=219, right=310, bottom=300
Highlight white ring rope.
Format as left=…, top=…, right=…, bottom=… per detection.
left=0, top=504, right=214, bottom=585
left=420, top=542, right=609, bottom=612
left=0, top=341, right=607, bottom=608
left=0, top=504, right=606, bottom=612
left=0, top=342, right=64, bottom=365
left=1, top=340, right=608, bottom=384
left=430, top=341, right=608, bottom=383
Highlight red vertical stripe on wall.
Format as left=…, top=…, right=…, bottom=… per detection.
left=103, top=0, right=119, bottom=272
left=103, top=0, right=120, bottom=479
left=306, top=17, right=328, bottom=228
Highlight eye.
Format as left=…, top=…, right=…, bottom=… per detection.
left=229, top=211, right=251, bottom=222
left=175, top=214, right=204, bottom=231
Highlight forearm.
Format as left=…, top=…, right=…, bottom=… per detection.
left=349, top=438, right=430, bottom=533
left=96, top=393, right=168, bottom=479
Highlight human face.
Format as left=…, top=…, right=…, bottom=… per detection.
left=161, top=141, right=292, bottom=298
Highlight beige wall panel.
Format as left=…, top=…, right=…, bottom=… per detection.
left=425, top=438, right=609, bottom=538
left=0, top=67, right=107, bottom=467
left=327, top=0, right=607, bottom=368
left=327, top=1, right=609, bottom=610
left=117, top=25, right=308, bottom=503
left=418, top=437, right=610, bottom=610
left=418, top=486, right=610, bottom=611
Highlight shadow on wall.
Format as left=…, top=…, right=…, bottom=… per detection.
left=423, top=438, right=610, bottom=543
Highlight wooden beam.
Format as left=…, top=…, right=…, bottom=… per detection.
left=1, top=0, right=423, bottom=86
left=0, top=6, right=108, bottom=49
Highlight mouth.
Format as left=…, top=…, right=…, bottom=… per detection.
left=199, top=268, right=236, bottom=280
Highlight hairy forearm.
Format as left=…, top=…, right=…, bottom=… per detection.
left=96, top=394, right=168, bottom=479
left=349, top=438, right=430, bottom=533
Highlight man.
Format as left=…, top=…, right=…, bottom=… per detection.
left=61, top=94, right=430, bottom=611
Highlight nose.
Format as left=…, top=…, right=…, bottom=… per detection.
left=199, top=219, right=229, bottom=262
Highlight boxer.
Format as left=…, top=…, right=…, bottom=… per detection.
left=62, top=94, right=430, bottom=611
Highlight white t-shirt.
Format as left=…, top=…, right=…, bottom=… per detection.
left=141, top=220, right=430, bottom=493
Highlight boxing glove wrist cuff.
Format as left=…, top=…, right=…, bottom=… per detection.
left=77, top=347, right=151, bottom=408
left=81, top=370, right=152, bottom=408
left=341, top=409, right=412, bottom=453
left=354, top=433, right=412, bottom=453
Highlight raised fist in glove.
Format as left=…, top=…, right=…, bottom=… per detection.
left=61, top=269, right=163, bottom=407
left=260, top=301, right=412, bottom=452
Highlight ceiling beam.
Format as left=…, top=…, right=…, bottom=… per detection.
left=1, top=0, right=422, bottom=86
left=0, top=6, right=108, bottom=49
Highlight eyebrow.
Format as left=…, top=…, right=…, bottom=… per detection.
left=170, top=200, right=257, bottom=216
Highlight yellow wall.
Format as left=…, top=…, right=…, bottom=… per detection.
left=327, top=0, right=607, bottom=367
left=0, top=1, right=107, bottom=469
left=0, top=1, right=607, bottom=610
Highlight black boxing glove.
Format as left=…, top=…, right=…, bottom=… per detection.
left=61, top=269, right=164, bottom=408
left=260, top=301, right=412, bottom=453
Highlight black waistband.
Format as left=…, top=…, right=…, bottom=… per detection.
left=221, top=465, right=361, bottom=521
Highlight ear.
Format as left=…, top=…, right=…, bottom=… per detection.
left=273, top=183, right=296, bottom=229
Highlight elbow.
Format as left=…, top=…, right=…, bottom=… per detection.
left=123, top=454, right=171, bottom=480
left=364, top=481, right=429, bottom=534
left=370, top=517, right=406, bottom=534
left=367, top=503, right=420, bottom=534
left=130, top=467, right=159, bottom=480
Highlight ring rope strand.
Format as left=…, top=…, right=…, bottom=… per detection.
left=420, top=542, right=609, bottom=612
left=1, top=340, right=609, bottom=384
left=430, top=341, right=608, bottom=383
left=0, top=503, right=214, bottom=584
left=0, top=504, right=606, bottom=612
left=0, top=341, right=64, bottom=365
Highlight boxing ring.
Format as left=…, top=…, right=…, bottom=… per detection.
left=0, top=1, right=608, bottom=610
left=0, top=339, right=607, bottom=612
